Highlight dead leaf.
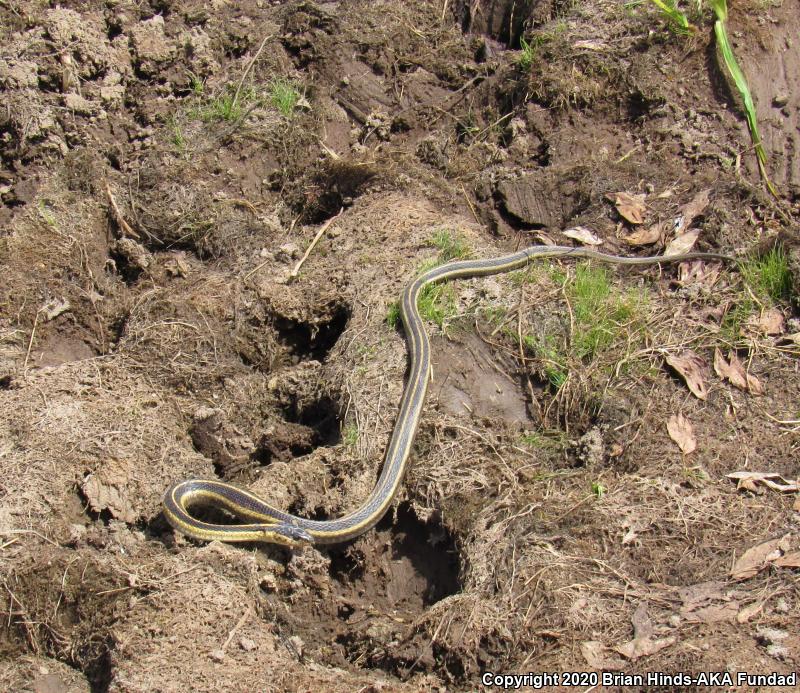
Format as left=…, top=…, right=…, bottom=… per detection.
left=631, top=603, right=653, bottom=639
left=609, top=191, right=647, bottom=225
left=80, top=459, right=137, bottom=523
left=613, top=604, right=676, bottom=660
left=737, top=602, right=763, bottom=623
left=684, top=602, right=740, bottom=624
left=665, top=350, right=709, bottom=400
left=745, top=371, right=764, bottom=395
left=679, top=581, right=725, bottom=613
left=664, top=228, right=700, bottom=256
left=757, top=308, right=785, bottom=336
left=731, top=534, right=792, bottom=580
left=624, top=222, right=663, bottom=246
left=774, top=551, right=800, bottom=568
left=714, top=349, right=747, bottom=390
left=41, top=298, right=71, bottom=322
left=562, top=226, right=603, bottom=246
left=615, top=636, right=676, bottom=660
left=795, top=496, right=800, bottom=512
left=727, top=471, right=799, bottom=494
left=677, top=189, right=711, bottom=233
left=679, top=260, right=720, bottom=287
left=667, top=413, right=696, bottom=454
left=573, top=39, right=607, bottom=51
left=580, top=640, right=607, bottom=668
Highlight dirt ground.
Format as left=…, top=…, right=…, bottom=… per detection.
left=1, top=1, right=799, bottom=691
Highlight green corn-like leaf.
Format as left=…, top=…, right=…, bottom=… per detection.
left=648, top=0, right=691, bottom=33
left=710, top=0, right=777, bottom=196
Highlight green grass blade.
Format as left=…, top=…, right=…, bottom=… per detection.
left=647, top=0, right=692, bottom=33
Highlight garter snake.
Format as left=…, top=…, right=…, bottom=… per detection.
left=163, top=245, right=733, bottom=547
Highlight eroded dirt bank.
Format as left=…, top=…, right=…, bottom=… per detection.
left=1, top=1, right=798, bottom=691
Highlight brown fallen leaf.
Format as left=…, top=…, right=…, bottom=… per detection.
left=736, top=602, right=763, bottom=623
left=679, top=581, right=726, bottom=613
left=609, top=191, right=647, bottom=225
left=665, top=350, right=709, bottom=400
left=675, top=188, right=711, bottom=234
left=562, top=226, right=603, bottom=246
left=774, top=551, right=800, bottom=568
left=679, top=259, right=721, bottom=287
left=613, top=603, right=676, bottom=660
left=684, top=602, right=740, bottom=624
left=667, top=413, right=696, bottom=454
left=795, top=496, right=800, bottom=512
left=664, top=228, right=700, bottom=256
left=80, top=458, right=137, bottom=523
left=713, top=348, right=746, bottom=389
left=731, top=534, right=792, bottom=580
left=727, top=471, right=799, bottom=494
left=625, top=222, right=663, bottom=246
left=580, top=640, right=607, bottom=668
left=713, top=349, right=763, bottom=394
left=755, top=308, right=785, bottom=336
left=573, top=39, right=607, bottom=51
left=615, top=636, right=676, bottom=660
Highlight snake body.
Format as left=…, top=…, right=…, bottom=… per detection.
left=163, top=245, right=733, bottom=547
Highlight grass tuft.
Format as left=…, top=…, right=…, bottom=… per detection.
left=199, top=87, right=250, bottom=123
left=386, top=301, right=401, bottom=329
left=569, top=264, right=647, bottom=360
left=268, top=78, right=301, bottom=118
left=343, top=423, right=358, bottom=448
left=428, top=229, right=472, bottom=262
left=741, top=247, right=791, bottom=303
left=521, top=262, right=649, bottom=391
left=518, top=37, right=536, bottom=70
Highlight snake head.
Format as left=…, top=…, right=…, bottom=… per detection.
left=261, top=524, right=314, bottom=548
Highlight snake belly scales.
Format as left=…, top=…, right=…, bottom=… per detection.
left=163, top=245, right=733, bottom=547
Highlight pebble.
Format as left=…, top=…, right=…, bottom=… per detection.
left=773, top=93, right=789, bottom=108
left=239, top=637, right=257, bottom=651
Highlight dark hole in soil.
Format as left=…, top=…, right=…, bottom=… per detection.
left=391, top=503, right=460, bottom=605
left=0, top=375, right=12, bottom=389
left=286, top=501, right=328, bottom=522
left=329, top=502, right=460, bottom=609
left=327, top=504, right=461, bottom=676
left=456, top=0, right=535, bottom=48
left=107, top=247, right=144, bottom=285
left=282, top=394, right=342, bottom=448
left=273, top=303, right=350, bottom=363
left=295, top=161, right=377, bottom=224
left=78, top=638, right=115, bottom=693
left=627, top=90, right=667, bottom=121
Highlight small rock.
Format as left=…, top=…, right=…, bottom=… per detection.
left=33, top=674, right=66, bottom=693
left=773, top=93, right=789, bottom=108
left=63, top=93, right=94, bottom=114
left=288, top=635, right=304, bottom=658
left=239, top=637, right=257, bottom=652
left=111, top=238, right=153, bottom=271
left=209, top=649, right=226, bottom=662
left=275, top=243, right=300, bottom=262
